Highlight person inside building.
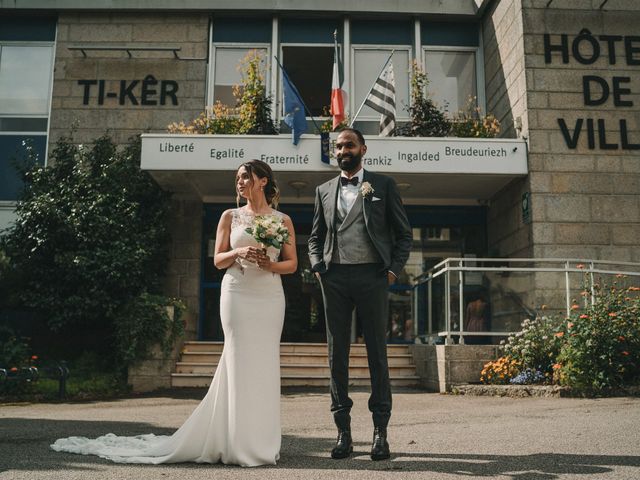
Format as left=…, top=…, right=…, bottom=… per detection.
left=464, top=292, right=490, bottom=345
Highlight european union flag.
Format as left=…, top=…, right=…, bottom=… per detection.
left=281, top=68, right=307, bottom=145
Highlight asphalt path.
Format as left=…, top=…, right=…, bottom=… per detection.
left=1, top=389, right=639, bottom=480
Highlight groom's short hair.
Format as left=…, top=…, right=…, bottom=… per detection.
left=339, top=127, right=365, bottom=146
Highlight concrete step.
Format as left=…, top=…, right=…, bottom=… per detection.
left=280, top=376, right=421, bottom=387
left=181, top=341, right=225, bottom=353
left=174, top=362, right=418, bottom=377
left=173, top=342, right=418, bottom=388
left=181, top=341, right=413, bottom=355
left=180, top=351, right=415, bottom=366
left=171, top=373, right=420, bottom=388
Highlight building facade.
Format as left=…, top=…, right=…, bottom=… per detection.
left=1, top=0, right=638, bottom=348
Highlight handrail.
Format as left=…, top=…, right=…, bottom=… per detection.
left=434, top=256, right=640, bottom=265
left=412, top=257, right=640, bottom=346
left=419, top=265, right=640, bottom=283
left=428, top=257, right=640, bottom=275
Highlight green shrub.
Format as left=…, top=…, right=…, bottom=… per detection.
left=557, top=279, right=640, bottom=391
left=168, top=50, right=276, bottom=135
left=1, top=135, right=183, bottom=372
left=0, top=325, right=30, bottom=369
left=500, top=315, right=566, bottom=381
left=394, top=61, right=451, bottom=137
left=449, top=96, right=501, bottom=138
left=487, top=276, right=640, bottom=392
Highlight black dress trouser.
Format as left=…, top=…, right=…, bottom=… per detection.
left=319, top=263, right=392, bottom=430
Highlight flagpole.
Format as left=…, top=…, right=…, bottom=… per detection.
left=274, top=56, right=324, bottom=133
left=349, top=49, right=395, bottom=127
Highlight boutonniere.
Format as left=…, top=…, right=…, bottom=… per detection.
left=360, top=181, right=374, bottom=199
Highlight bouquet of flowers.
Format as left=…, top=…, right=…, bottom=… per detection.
left=245, top=215, right=290, bottom=250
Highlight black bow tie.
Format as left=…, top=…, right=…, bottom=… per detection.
left=340, top=176, right=359, bottom=187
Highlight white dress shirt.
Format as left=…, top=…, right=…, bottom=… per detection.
left=338, top=168, right=364, bottom=218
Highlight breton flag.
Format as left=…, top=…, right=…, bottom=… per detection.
left=363, top=62, right=396, bottom=136
left=330, top=32, right=346, bottom=130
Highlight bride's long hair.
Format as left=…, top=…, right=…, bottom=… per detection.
left=235, top=159, right=281, bottom=209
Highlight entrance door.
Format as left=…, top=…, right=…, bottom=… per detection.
left=199, top=203, right=487, bottom=342
left=199, top=204, right=320, bottom=342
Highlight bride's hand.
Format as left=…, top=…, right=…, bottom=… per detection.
left=234, top=246, right=261, bottom=262
left=254, top=250, right=271, bottom=271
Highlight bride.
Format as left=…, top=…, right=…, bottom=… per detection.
left=51, top=159, right=298, bottom=466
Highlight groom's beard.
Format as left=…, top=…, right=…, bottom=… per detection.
left=337, top=152, right=362, bottom=172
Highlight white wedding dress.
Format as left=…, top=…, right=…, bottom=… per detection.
left=51, top=208, right=286, bottom=466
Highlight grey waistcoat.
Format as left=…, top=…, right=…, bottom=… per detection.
left=331, top=194, right=382, bottom=264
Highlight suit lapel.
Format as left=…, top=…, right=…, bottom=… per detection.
left=362, top=169, right=371, bottom=228
left=326, top=176, right=341, bottom=230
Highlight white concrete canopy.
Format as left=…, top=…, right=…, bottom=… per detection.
left=141, top=133, right=528, bottom=205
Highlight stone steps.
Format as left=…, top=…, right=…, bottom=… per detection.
left=171, top=342, right=419, bottom=388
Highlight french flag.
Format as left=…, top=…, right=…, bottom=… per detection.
left=330, top=32, right=346, bottom=130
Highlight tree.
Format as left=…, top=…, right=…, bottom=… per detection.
left=1, top=135, right=183, bottom=371
left=167, top=50, right=277, bottom=135
left=395, top=61, right=451, bottom=137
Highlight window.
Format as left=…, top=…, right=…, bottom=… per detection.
left=0, top=43, right=54, bottom=201
left=209, top=16, right=272, bottom=108
left=0, top=45, right=53, bottom=115
left=281, top=45, right=333, bottom=117
left=423, top=48, right=477, bottom=114
left=352, top=47, right=411, bottom=121
left=211, top=46, right=269, bottom=106
left=0, top=16, right=55, bottom=207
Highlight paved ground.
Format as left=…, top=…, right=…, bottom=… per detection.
left=1, top=388, right=639, bottom=480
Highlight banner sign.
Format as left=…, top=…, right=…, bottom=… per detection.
left=141, top=133, right=528, bottom=175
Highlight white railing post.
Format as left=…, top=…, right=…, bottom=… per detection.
left=590, top=261, right=596, bottom=307
left=412, top=256, right=639, bottom=344
left=413, top=282, right=419, bottom=340
left=565, top=260, right=571, bottom=317
left=445, top=262, right=452, bottom=345
left=427, top=275, right=433, bottom=341
left=459, top=260, right=465, bottom=345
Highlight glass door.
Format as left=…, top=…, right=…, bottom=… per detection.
left=200, top=203, right=488, bottom=343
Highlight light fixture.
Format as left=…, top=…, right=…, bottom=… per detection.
left=396, top=182, right=411, bottom=191
left=288, top=180, right=308, bottom=197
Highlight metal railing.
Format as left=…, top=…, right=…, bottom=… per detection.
left=412, top=258, right=640, bottom=345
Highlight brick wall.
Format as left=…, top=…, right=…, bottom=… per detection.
left=50, top=12, right=208, bottom=146
left=522, top=0, right=640, bottom=263
left=50, top=12, right=209, bottom=341
left=164, top=195, right=202, bottom=340
left=483, top=0, right=533, bottom=259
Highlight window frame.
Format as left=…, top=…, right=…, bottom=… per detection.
left=422, top=44, right=485, bottom=115
left=0, top=40, right=55, bottom=121
left=278, top=41, right=336, bottom=121
left=350, top=44, right=413, bottom=122
left=0, top=37, right=55, bottom=207
left=206, top=42, right=272, bottom=109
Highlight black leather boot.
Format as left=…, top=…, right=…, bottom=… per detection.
left=370, top=426, right=390, bottom=460
left=331, top=429, right=353, bottom=459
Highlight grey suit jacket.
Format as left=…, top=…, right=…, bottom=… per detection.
left=308, top=169, right=412, bottom=275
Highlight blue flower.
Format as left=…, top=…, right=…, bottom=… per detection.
left=510, top=369, right=545, bottom=385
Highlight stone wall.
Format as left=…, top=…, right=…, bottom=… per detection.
left=410, top=344, right=500, bottom=392
left=50, top=13, right=207, bottom=375
left=483, top=0, right=533, bottom=259
left=128, top=195, right=202, bottom=392
left=164, top=195, right=203, bottom=340
left=522, top=1, right=640, bottom=264
left=50, top=12, right=208, bottom=146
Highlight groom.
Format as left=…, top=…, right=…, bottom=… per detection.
left=308, top=127, right=412, bottom=461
